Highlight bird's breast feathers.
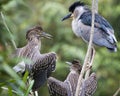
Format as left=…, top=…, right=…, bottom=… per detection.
left=72, top=19, right=83, bottom=37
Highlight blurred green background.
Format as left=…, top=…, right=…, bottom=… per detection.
left=0, top=0, right=120, bottom=96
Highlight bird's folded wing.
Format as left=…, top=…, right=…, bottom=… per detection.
left=48, top=77, right=68, bottom=96
left=80, top=11, right=117, bottom=44
left=80, top=11, right=113, bottom=33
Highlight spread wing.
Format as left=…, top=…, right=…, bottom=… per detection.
left=12, top=48, right=22, bottom=57
left=32, top=52, right=56, bottom=71
left=48, top=77, right=68, bottom=96
left=47, top=58, right=56, bottom=78
left=13, top=46, right=57, bottom=91
left=80, top=73, right=97, bottom=96
left=31, top=52, right=57, bottom=91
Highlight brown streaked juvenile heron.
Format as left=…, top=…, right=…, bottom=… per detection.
left=13, top=26, right=57, bottom=91
left=47, top=60, right=97, bottom=96
left=62, top=1, right=117, bottom=52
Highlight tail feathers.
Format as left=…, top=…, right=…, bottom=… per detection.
left=107, top=46, right=117, bottom=52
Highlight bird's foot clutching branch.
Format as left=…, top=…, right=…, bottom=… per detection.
left=85, top=64, right=92, bottom=71
left=29, top=91, right=38, bottom=96
left=85, top=47, right=95, bottom=72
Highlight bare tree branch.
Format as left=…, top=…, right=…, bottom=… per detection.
left=85, top=48, right=95, bottom=79
left=85, top=0, right=98, bottom=80
left=113, top=87, right=120, bottom=96
left=95, top=0, right=98, bottom=13
left=75, top=0, right=96, bottom=95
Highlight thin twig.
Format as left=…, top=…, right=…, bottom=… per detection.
left=95, top=0, right=98, bottom=13
left=75, top=0, right=96, bottom=96
left=85, top=48, right=95, bottom=79
left=113, top=87, right=120, bottom=96
left=1, top=87, right=22, bottom=95
left=0, top=11, right=17, bottom=49
left=85, top=0, right=98, bottom=80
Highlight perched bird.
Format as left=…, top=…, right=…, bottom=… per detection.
left=62, top=1, right=117, bottom=52
left=79, top=73, right=97, bottom=96
left=48, top=60, right=82, bottom=96
left=47, top=60, right=97, bottom=96
left=13, top=26, right=57, bottom=91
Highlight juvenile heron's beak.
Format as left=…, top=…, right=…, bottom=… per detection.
left=65, top=61, right=72, bottom=65
left=41, top=31, right=52, bottom=39
left=62, top=13, right=72, bottom=21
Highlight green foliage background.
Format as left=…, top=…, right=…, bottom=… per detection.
left=0, top=0, right=120, bottom=96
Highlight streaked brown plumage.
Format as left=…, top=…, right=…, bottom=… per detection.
left=48, top=60, right=81, bottom=96
left=47, top=60, right=97, bottom=96
left=48, top=77, right=69, bottom=96
left=79, top=73, right=97, bottom=96
left=13, top=26, right=57, bottom=91
left=31, top=52, right=56, bottom=91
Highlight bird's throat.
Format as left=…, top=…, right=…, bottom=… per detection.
left=28, top=38, right=41, bottom=50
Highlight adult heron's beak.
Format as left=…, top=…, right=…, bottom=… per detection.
left=41, top=31, right=53, bottom=39
left=62, top=13, right=72, bottom=21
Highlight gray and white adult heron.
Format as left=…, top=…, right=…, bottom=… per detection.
left=62, top=1, right=117, bottom=52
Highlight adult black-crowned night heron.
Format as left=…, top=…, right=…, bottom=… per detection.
left=47, top=60, right=97, bottom=96
left=13, top=26, right=57, bottom=91
left=62, top=1, right=117, bottom=52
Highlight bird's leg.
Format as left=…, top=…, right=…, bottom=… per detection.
left=29, top=90, right=34, bottom=96
left=85, top=62, right=91, bottom=71
left=34, top=91, right=38, bottom=96
left=85, top=47, right=96, bottom=79
left=29, top=91, right=38, bottom=96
